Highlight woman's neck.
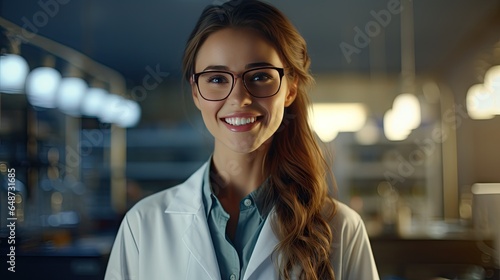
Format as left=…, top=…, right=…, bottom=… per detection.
left=211, top=142, right=270, bottom=202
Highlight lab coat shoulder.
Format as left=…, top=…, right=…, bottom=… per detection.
left=104, top=163, right=219, bottom=280
left=116, top=164, right=203, bottom=244
left=330, top=202, right=380, bottom=280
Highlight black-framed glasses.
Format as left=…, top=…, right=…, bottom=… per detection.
left=192, top=66, right=285, bottom=101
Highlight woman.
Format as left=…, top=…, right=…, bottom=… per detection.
left=105, top=1, right=379, bottom=279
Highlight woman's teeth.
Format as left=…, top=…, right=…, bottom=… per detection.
left=224, top=117, right=257, bottom=126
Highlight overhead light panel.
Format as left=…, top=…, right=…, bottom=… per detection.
left=309, top=103, right=367, bottom=142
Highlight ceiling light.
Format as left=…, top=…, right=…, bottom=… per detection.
left=81, top=87, right=108, bottom=117
left=484, top=65, right=500, bottom=92
left=309, top=103, right=367, bottom=142
left=98, top=94, right=141, bottom=128
left=98, top=94, right=125, bottom=124
left=484, top=65, right=500, bottom=114
left=56, top=77, right=87, bottom=116
left=466, top=84, right=495, bottom=120
left=25, top=67, right=61, bottom=108
left=392, top=93, right=421, bottom=130
left=114, top=100, right=141, bottom=128
left=384, top=108, right=411, bottom=141
left=0, top=54, right=29, bottom=94
left=471, top=183, right=500, bottom=195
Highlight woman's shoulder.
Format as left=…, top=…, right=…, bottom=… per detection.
left=124, top=162, right=208, bottom=218
left=333, top=201, right=363, bottom=224
left=123, top=184, right=183, bottom=219
left=328, top=200, right=366, bottom=239
left=328, top=202, right=380, bottom=279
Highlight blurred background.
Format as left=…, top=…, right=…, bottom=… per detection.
left=1, top=0, right=499, bottom=279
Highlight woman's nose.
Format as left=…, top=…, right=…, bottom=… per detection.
left=227, top=78, right=252, bottom=106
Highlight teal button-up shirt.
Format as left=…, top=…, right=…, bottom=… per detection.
left=202, top=162, right=270, bottom=280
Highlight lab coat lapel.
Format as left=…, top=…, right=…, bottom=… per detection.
left=164, top=163, right=221, bottom=280
left=164, top=162, right=207, bottom=214
left=182, top=209, right=221, bottom=280
left=243, top=213, right=280, bottom=280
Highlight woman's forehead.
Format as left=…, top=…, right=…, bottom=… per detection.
left=194, top=28, right=284, bottom=72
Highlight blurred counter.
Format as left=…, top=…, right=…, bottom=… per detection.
left=0, top=234, right=113, bottom=280
left=371, top=223, right=498, bottom=280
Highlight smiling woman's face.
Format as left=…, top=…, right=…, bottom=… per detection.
left=192, top=27, right=296, bottom=155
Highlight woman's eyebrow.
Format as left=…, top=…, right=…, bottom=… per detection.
left=245, top=62, right=274, bottom=68
left=202, top=65, right=230, bottom=71
left=201, top=62, right=276, bottom=72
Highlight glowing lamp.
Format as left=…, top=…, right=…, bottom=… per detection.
left=56, top=77, right=88, bottom=116
left=0, top=54, right=30, bottom=94
left=392, top=93, right=421, bottom=130
left=384, top=109, right=411, bottom=141
left=114, top=100, right=141, bottom=128
left=98, top=94, right=124, bottom=123
left=309, top=103, right=367, bottom=142
left=81, top=87, right=108, bottom=117
left=484, top=65, right=500, bottom=114
left=26, top=67, right=61, bottom=108
left=466, top=84, right=495, bottom=120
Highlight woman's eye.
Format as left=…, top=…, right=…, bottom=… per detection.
left=250, top=73, right=273, bottom=82
left=206, top=75, right=229, bottom=84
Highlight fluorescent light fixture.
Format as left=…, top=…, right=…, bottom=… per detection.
left=56, top=77, right=88, bottom=116
left=471, top=183, right=500, bottom=195
left=309, top=103, right=367, bottom=142
left=26, top=67, right=62, bottom=108
left=0, top=54, right=30, bottom=94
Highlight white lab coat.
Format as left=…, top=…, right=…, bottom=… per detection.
left=105, top=162, right=380, bottom=280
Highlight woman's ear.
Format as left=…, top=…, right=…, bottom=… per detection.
left=191, top=76, right=201, bottom=110
left=284, top=78, right=298, bottom=107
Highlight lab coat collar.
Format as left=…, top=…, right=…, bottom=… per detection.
left=164, top=162, right=208, bottom=214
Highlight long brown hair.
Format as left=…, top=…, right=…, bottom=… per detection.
left=182, top=1, right=337, bottom=279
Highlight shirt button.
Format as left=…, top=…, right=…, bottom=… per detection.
left=230, top=274, right=237, bottom=280
left=244, top=198, right=252, bottom=207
